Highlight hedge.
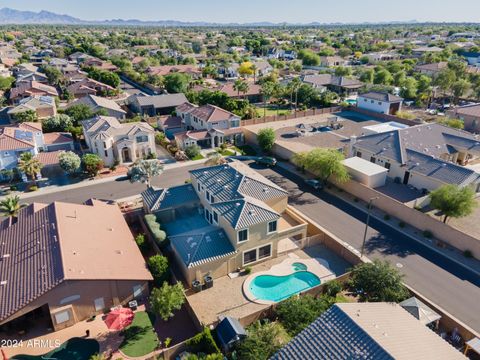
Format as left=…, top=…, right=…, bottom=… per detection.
left=144, top=214, right=168, bottom=248
left=186, top=327, right=220, bottom=355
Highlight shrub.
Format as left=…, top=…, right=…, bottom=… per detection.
left=135, top=233, right=146, bottom=249
left=144, top=215, right=168, bottom=248
left=147, top=255, right=169, bottom=286
left=186, top=327, right=220, bottom=355
left=423, top=230, right=433, bottom=238
left=398, top=221, right=406, bottom=228
left=464, top=250, right=473, bottom=258
left=82, top=153, right=103, bottom=177
left=244, top=266, right=252, bottom=275
left=257, top=128, right=276, bottom=153
left=185, top=144, right=201, bottom=159
left=28, top=185, right=38, bottom=192
left=59, top=151, right=81, bottom=174
left=384, top=214, right=391, bottom=220
left=323, top=280, right=342, bottom=298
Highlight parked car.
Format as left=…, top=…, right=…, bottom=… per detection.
left=305, top=179, right=323, bottom=190
left=256, top=156, right=277, bottom=167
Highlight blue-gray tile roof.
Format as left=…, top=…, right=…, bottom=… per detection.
left=141, top=184, right=199, bottom=211
left=169, top=227, right=236, bottom=268
left=272, top=305, right=393, bottom=360
left=216, top=316, right=246, bottom=350
left=212, top=199, right=279, bottom=229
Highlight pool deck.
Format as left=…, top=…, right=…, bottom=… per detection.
left=242, top=257, right=335, bottom=305
left=187, top=244, right=350, bottom=326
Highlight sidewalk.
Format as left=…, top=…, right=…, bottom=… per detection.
left=0, top=158, right=207, bottom=202
left=276, top=160, right=480, bottom=277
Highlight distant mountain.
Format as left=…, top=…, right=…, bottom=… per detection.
left=0, top=7, right=424, bottom=27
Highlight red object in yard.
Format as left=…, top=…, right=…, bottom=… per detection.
left=104, top=308, right=135, bottom=331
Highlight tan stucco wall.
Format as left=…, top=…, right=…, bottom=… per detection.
left=0, top=279, right=149, bottom=331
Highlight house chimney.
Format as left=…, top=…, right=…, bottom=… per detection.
left=348, top=135, right=357, bottom=157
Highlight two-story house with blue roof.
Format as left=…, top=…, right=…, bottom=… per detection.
left=142, top=161, right=308, bottom=285
left=346, top=123, right=480, bottom=193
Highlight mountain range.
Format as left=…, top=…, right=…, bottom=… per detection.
left=0, top=7, right=422, bottom=27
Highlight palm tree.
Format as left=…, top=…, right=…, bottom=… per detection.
left=260, top=81, right=276, bottom=118
left=128, top=159, right=164, bottom=188
left=0, top=195, right=24, bottom=219
left=289, top=77, right=302, bottom=111
left=18, top=152, right=43, bottom=182
left=233, top=79, right=249, bottom=99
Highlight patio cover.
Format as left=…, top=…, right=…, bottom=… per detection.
left=400, top=297, right=441, bottom=326
left=104, top=308, right=134, bottom=331
left=216, top=316, right=246, bottom=351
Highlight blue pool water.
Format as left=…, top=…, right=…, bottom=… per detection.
left=249, top=271, right=321, bottom=302
left=292, top=262, right=308, bottom=271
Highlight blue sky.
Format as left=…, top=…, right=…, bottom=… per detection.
left=1, top=0, right=480, bottom=23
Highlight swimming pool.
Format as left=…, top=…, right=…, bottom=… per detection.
left=12, top=337, right=100, bottom=360
left=249, top=271, right=321, bottom=302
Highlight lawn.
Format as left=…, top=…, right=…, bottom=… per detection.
left=217, top=148, right=236, bottom=156
left=255, top=105, right=292, bottom=117
left=190, top=154, right=205, bottom=161
left=119, top=311, right=159, bottom=357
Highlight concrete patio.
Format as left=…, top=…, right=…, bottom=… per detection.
left=186, top=244, right=350, bottom=326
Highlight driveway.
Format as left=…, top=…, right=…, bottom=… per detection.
left=248, top=162, right=480, bottom=333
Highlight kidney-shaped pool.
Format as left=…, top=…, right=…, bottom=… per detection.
left=249, top=271, right=321, bottom=302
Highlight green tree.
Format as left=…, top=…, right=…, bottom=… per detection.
left=58, top=151, right=81, bottom=174
left=435, top=69, right=456, bottom=97
left=334, top=66, right=352, bottom=77
left=429, top=184, right=477, bottom=223
left=350, top=260, right=408, bottom=302
left=400, top=77, right=418, bottom=99
left=257, top=127, right=276, bottom=153
left=373, top=69, right=393, bottom=85
left=147, top=255, right=169, bottom=286
left=128, top=159, right=164, bottom=187
left=359, top=69, right=374, bottom=84
left=276, top=295, right=333, bottom=336
left=42, top=114, right=73, bottom=133
left=451, top=79, right=470, bottom=104
left=233, top=78, right=249, bottom=98
left=292, top=148, right=350, bottom=184
left=235, top=320, right=290, bottom=360
left=18, top=152, right=43, bottom=181
left=0, top=195, right=24, bottom=219
left=260, top=81, right=276, bottom=118
left=163, top=72, right=190, bottom=93
left=150, top=282, right=185, bottom=321
left=65, top=104, right=94, bottom=124
left=12, top=110, right=37, bottom=123
left=42, top=65, right=64, bottom=86
left=81, top=153, right=103, bottom=177
left=238, top=61, right=255, bottom=78
left=0, top=76, right=15, bottom=91
left=298, top=49, right=320, bottom=66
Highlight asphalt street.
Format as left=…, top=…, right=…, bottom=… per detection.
left=21, top=161, right=480, bottom=333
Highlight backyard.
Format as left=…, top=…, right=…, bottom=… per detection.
left=119, top=311, right=159, bottom=358
left=255, top=104, right=292, bottom=117
left=12, top=338, right=100, bottom=360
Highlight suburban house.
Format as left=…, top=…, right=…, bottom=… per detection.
left=414, top=61, right=448, bottom=76
left=82, top=57, right=118, bottom=72
left=346, top=123, right=480, bottom=192
left=268, top=48, right=297, bottom=60
left=412, top=46, right=444, bottom=58
left=9, top=81, right=59, bottom=104
left=146, top=65, right=201, bottom=78
left=447, top=104, right=480, bottom=133
left=357, top=92, right=403, bottom=115
left=7, top=95, right=57, bottom=121
left=320, top=56, right=348, bottom=67
left=0, top=122, right=74, bottom=177
left=460, top=51, right=480, bottom=67
left=0, top=200, right=152, bottom=333
left=129, top=93, right=188, bottom=116
left=66, top=78, right=115, bottom=99
left=363, top=52, right=400, bottom=62
left=174, top=102, right=244, bottom=149
left=82, top=116, right=156, bottom=166
left=218, top=82, right=263, bottom=103
left=303, top=74, right=364, bottom=96
left=272, top=303, right=466, bottom=360
left=141, top=161, right=308, bottom=284
left=68, top=94, right=126, bottom=119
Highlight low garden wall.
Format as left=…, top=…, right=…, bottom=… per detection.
left=241, top=106, right=342, bottom=127
left=335, top=179, right=480, bottom=259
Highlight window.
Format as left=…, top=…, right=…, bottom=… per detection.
left=268, top=220, right=277, bottom=234
left=238, top=229, right=248, bottom=242
left=94, top=297, right=105, bottom=311
left=210, top=195, right=215, bottom=204
left=378, top=102, right=382, bottom=105
left=385, top=162, right=391, bottom=170
left=205, top=209, right=211, bottom=223
left=103, top=141, right=107, bottom=148
left=243, top=249, right=257, bottom=265
left=133, top=284, right=143, bottom=298
left=54, top=310, right=70, bottom=324
left=213, top=211, right=218, bottom=224
left=206, top=191, right=211, bottom=202
left=197, top=182, right=201, bottom=191
left=370, top=156, right=376, bottom=163
left=258, top=244, right=272, bottom=260
left=104, top=150, right=108, bottom=157
left=136, top=135, right=148, bottom=143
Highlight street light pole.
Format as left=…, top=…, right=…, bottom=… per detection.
left=361, top=197, right=379, bottom=257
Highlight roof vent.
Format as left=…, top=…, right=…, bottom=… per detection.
left=187, top=237, right=193, bottom=243
left=235, top=202, right=241, bottom=207
left=249, top=210, right=256, bottom=215
left=263, top=187, right=269, bottom=193
left=2, top=254, right=10, bottom=259
left=0, top=281, right=7, bottom=286
left=206, top=236, right=212, bottom=243
left=190, top=242, right=197, bottom=248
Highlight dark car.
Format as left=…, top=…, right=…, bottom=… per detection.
left=255, top=156, right=277, bottom=167
left=305, top=179, right=323, bottom=190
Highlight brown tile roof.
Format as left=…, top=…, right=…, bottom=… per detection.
left=218, top=82, right=261, bottom=97
left=43, top=132, right=73, bottom=145
left=158, top=115, right=182, bottom=129
left=184, top=103, right=237, bottom=123
left=147, top=65, right=200, bottom=77
left=0, top=200, right=152, bottom=323
left=10, top=81, right=58, bottom=100
left=36, top=150, right=62, bottom=166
